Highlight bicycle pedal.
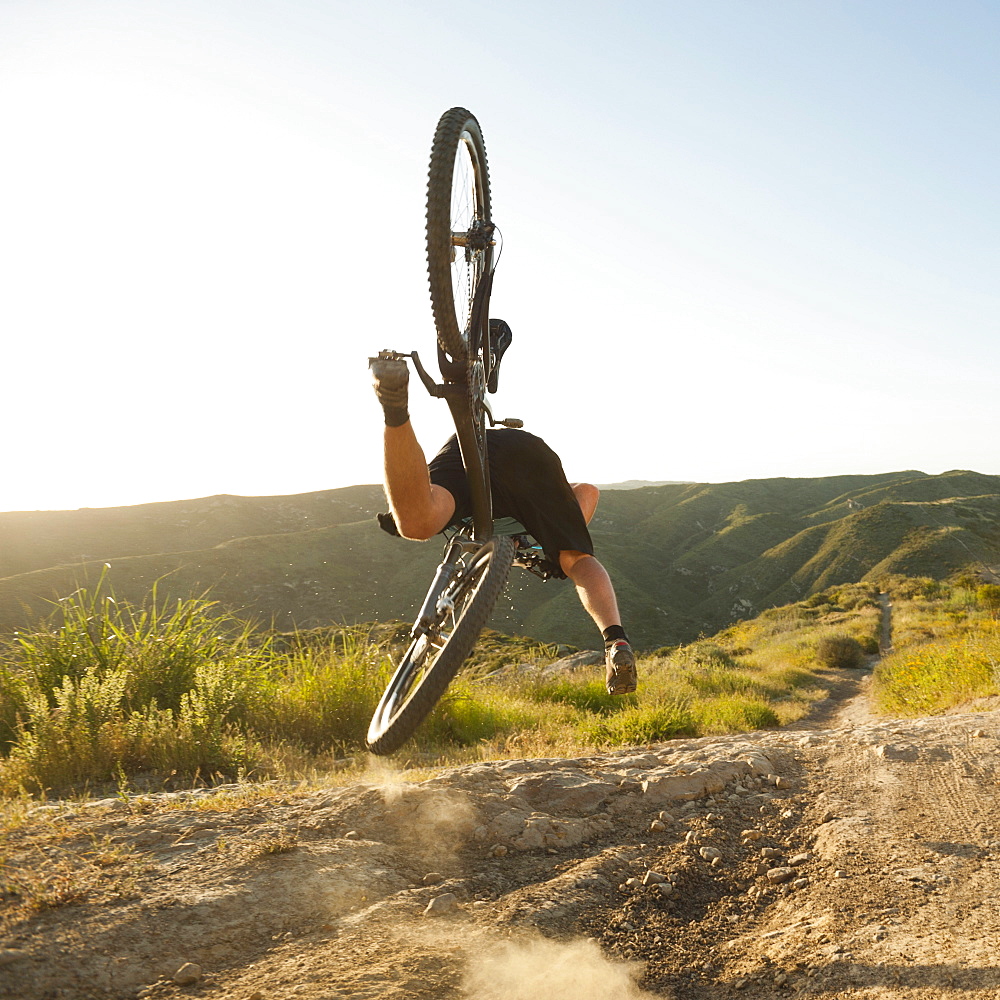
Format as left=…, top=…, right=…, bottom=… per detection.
left=370, top=349, right=411, bottom=362
left=499, top=417, right=523, bottom=428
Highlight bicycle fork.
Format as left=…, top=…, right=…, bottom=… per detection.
left=412, top=539, right=465, bottom=638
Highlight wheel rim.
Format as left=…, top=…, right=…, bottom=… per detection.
left=372, top=546, right=492, bottom=732
left=449, top=132, right=490, bottom=350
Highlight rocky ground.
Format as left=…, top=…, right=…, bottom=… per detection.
left=3, top=664, right=1000, bottom=1000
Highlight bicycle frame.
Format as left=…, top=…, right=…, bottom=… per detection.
left=409, top=523, right=556, bottom=642
left=405, top=347, right=517, bottom=545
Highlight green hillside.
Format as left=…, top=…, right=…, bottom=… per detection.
left=0, top=470, right=997, bottom=649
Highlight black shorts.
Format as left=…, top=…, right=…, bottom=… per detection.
left=427, top=428, right=594, bottom=577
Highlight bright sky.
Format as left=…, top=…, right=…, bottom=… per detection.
left=2, top=0, right=997, bottom=512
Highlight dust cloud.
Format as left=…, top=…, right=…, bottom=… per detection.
left=463, top=935, right=663, bottom=1000
left=361, top=758, right=478, bottom=853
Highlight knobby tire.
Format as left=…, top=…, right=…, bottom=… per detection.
left=366, top=536, right=515, bottom=755
left=426, top=107, right=492, bottom=362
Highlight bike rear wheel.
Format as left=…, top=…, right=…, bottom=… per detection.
left=366, top=535, right=515, bottom=755
left=426, top=107, right=493, bottom=364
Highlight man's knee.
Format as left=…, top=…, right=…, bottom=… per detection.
left=393, top=483, right=456, bottom=541
left=394, top=512, right=445, bottom=541
left=571, top=483, right=600, bottom=524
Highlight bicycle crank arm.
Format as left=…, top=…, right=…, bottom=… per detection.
left=370, top=349, right=447, bottom=399
left=370, top=350, right=523, bottom=426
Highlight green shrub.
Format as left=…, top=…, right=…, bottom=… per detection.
left=816, top=635, right=865, bottom=669
left=977, top=584, right=1000, bottom=612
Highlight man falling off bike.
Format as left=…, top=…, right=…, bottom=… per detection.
left=369, top=322, right=638, bottom=695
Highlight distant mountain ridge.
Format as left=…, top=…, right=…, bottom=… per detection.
left=594, top=480, right=692, bottom=490
left=0, top=470, right=997, bottom=649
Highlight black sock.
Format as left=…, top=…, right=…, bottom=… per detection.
left=603, top=625, right=628, bottom=647
left=382, top=405, right=409, bottom=428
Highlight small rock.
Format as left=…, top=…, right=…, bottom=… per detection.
left=766, top=867, right=796, bottom=884
left=625, top=877, right=641, bottom=887
left=642, top=870, right=667, bottom=885
left=655, top=883, right=674, bottom=897
left=490, top=844, right=508, bottom=857
left=774, top=776, right=793, bottom=789
left=620, top=921, right=636, bottom=932
left=172, top=963, right=202, bottom=986
left=774, top=972, right=788, bottom=985
left=761, top=847, right=781, bottom=859
left=972, top=729, right=987, bottom=738
left=741, top=829, right=761, bottom=841
left=833, top=870, right=850, bottom=879
left=422, top=872, right=444, bottom=885
left=471, top=900, right=490, bottom=909
left=657, top=811, right=674, bottom=822
left=789, top=853, right=811, bottom=866
left=0, top=950, right=29, bottom=967
left=792, top=878, right=809, bottom=889
left=734, top=979, right=749, bottom=990
left=344, top=830, right=359, bottom=840
left=700, top=847, right=722, bottom=862
left=649, top=819, right=667, bottom=833
left=424, top=893, right=459, bottom=916
left=684, top=830, right=699, bottom=844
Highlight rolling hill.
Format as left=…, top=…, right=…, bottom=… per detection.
left=0, top=470, right=997, bottom=649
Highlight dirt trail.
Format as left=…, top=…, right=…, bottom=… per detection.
left=4, top=617, right=1000, bottom=999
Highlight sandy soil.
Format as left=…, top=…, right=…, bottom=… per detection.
left=4, top=652, right=1000, bottom=998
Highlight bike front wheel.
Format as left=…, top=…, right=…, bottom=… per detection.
left=426, top=107, right=493, bottom=364
left=366, top=535, right=515, bottom=755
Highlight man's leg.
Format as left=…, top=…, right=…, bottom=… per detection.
left=559, top=550, right=619, bottom=630
left=559, top=549, right=637, bottom=695
left=382, top=423, right=455, bottom=540
left=561, top=484, right=636, bottom=694
left=372, top=356, right=455, bottom=541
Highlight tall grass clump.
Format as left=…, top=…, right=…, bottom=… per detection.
left=577, top=700, right=696, bottom=746
left=248, top=637, right=393, bottom=753
left=0, top=582, right=276, bottom=795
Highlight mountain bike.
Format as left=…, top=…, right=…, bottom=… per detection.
left=366, top=108, right=554, bottom=756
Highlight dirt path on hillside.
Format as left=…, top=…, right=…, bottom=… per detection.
left=4, top=605, right=1000, bottom=999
